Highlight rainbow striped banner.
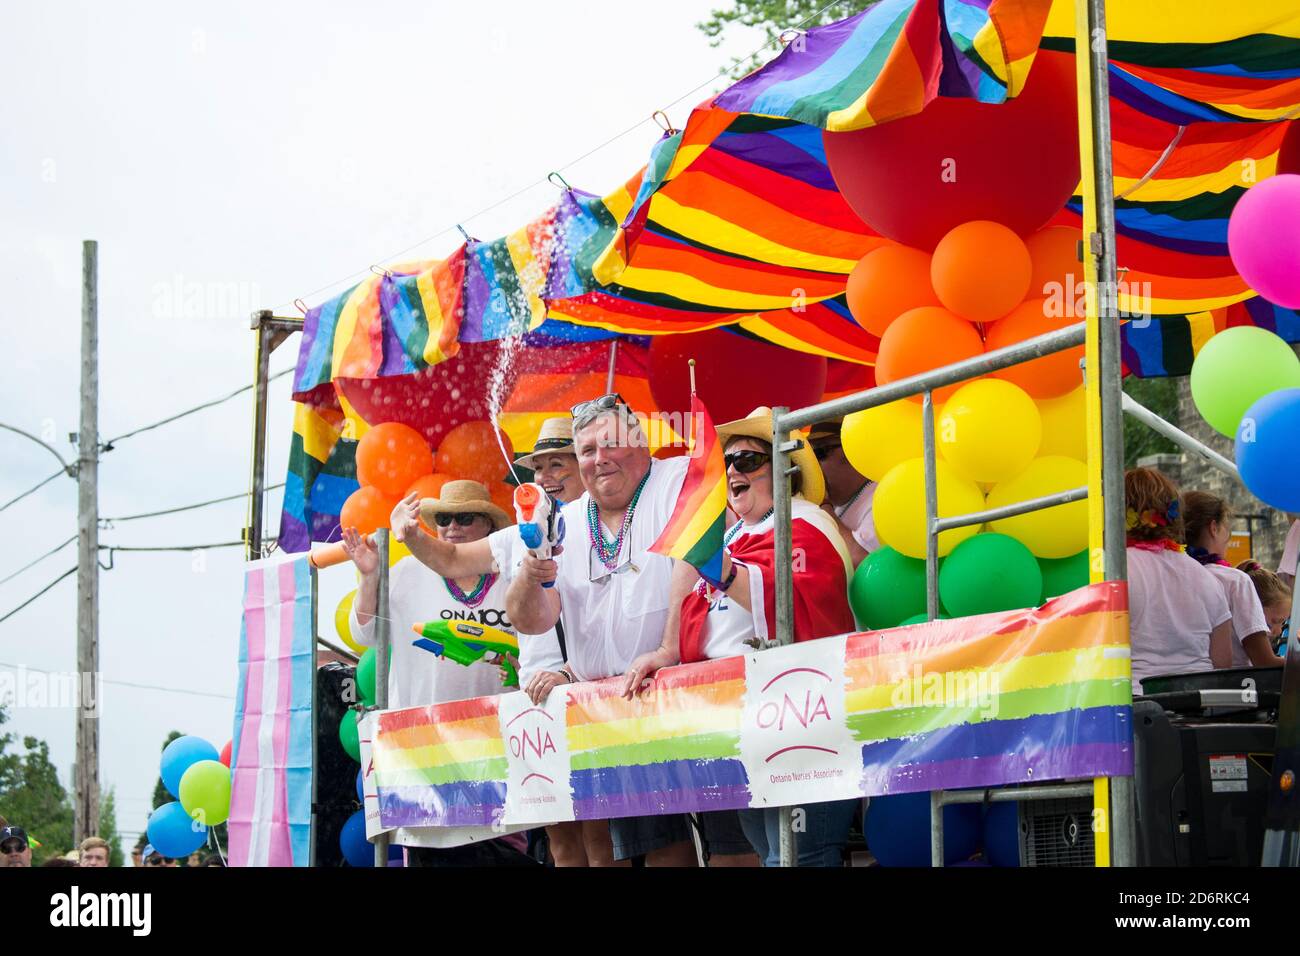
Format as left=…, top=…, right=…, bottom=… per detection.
left=370, top=583, right=1131, bottom=829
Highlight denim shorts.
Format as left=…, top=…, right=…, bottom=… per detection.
left=608, top=811, right=753, bottom=861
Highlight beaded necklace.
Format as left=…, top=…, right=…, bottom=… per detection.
left=835, top=481, right=871, bottom=517
left=444, top=573, right=496, bottom=608
left=587, top=463, right=653, bottom=570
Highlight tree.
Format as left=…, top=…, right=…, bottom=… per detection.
left=1123, top=375, right=1179, bottom=467
left=99, top=787, right=124, bottom=867
left=0, top=703, right=75, bottom=866
left=699, top=1, right=869, bottom=77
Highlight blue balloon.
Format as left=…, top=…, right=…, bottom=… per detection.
left=340, top=810, right=373, bottom=867
left=356, top=768, right=364, bottom=803
left=1236, top=389, right=1300, bottom=512
left=983, top=800, right=1021, bottom=867
left=865, top=791, right=981, bottom=867
left=146, top=801, right=207, bottom=859
left=161, top=736, right=219, bottom=799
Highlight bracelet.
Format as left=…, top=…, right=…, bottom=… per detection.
left=719, top=565, right=739, bottom=593
left=558, top=668, right=574, bottom=683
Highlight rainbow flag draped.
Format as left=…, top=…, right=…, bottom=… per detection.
left=369, top=583, right=1131, bottom=829
left=648, top=394, right=727, bottom=586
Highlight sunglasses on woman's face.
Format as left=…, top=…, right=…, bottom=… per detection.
left=812, top=442, right=841, bottom=462
left=434, top=512, right=485, bottom=528
left=723, top=450, right=771, bottom=474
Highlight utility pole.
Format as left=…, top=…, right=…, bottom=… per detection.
left=75, top=239, right=100, bottom=843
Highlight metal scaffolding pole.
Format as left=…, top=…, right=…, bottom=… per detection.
left=770, top=407, right=798, bottom=867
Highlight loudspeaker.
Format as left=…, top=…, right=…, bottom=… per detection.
left=314, top=662, right=362, bottom=867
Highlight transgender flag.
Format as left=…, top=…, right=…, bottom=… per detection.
left=229, top=553, right=314, bottom=867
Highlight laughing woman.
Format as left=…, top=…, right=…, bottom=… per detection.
left=621, top=407, right=858, bottom=867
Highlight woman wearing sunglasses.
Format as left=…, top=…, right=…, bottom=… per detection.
left=621, top=406, right=858, bottom=867
left=343, top=479, right=538, bottom=866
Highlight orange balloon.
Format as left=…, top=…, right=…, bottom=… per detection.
left=986, top=299, right=1085, bottom=399
left=874, top=306, right=985, bottom=403
left=339, top=486, right=399, bottom=536
left=845, top=244, right=940, bottom=337
left=355, top=423, right=433, bottom=497
left=1025, top=226, right=1082, bottom=301
left=434, top=421, right=513, bottom=485
left=405, top=473, right=454, bottom=535
left=489, top=483, right=517, bottom=524
left=930, top=221, right=1032, bottom=323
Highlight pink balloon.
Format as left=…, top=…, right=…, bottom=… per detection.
left=1227, top=174, right=1300, bottom=308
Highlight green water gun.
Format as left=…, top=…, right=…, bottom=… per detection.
left=411, top=620, right=521, bottom=688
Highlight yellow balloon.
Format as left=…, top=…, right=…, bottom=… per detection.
left=388, top=538, right=412, bottom=566
left=987, top=456, right=1089, bottom=558
left=873, top=457, right=985, bottom=559
left=842, top=400, right=923, bottom=482
left=335, top=590, right=367, bottom=655
left=1036, top=386, right=1087, bottom=461
left=937, top=379, right=1041, bottom=483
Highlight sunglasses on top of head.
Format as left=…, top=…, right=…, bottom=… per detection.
left=723, top=450, right=771, bottom=474
left=434, top=512, right=485, bottom=528
left=570, top=392, right=630, bottom=423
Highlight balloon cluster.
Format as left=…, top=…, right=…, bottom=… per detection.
left=145, top=735, right=233, bottom=859
left=334, top=419, right=515, bottom=656
left=1205, top=171, right=1300, bottom=512
left=841, top=222, right=1091, bottom=627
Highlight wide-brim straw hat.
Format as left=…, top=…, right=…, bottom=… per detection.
left=516, top=417, right=575, bottom=471
left=418, top=479, right=511, bottom=531
left=716, top=406, right=826, bottom=507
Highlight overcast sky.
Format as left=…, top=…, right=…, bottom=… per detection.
left=0, top=0, right=763, bottom=853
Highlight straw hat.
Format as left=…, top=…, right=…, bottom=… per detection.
left=418, top=479, right=511, bottom=531
left=516, top=417, right=575, bottom=471
left=716, top=406, right=825, bottom=506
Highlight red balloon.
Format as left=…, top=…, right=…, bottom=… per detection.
left=822, top=51, right=1080, bottom=250
left=649, top=329, right=827, bottom=426
left=219, top=740, right=232, bottom=768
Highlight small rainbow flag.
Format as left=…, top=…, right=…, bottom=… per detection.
left=648, top=393, right=727, bottom=586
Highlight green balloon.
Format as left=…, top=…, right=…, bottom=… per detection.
left=1190, top=327, right=1300, bottom=437
left=898, top=613, right=950, bottom=626
left=849, top=546, right=928, bottom=629
left=339, top=711, right=360, bottom=763
left=178, top=759, right=231, bottom=826
left=939, top=533, right=1042, bottom=618
left=1039, top=549, right=1090, bottom=602
left=357, top=648, right=376, bottom=706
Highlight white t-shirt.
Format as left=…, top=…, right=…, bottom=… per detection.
left=836, top=481, right=880, bottom=553
left=700, top=498, right=851, bottom=660
left=486, top=532, right=566, bottom=683
left=349, top=557, right=511, bottom=710
left=1204, top=563, right=1270, bottom=668
left=1279, top=520, right=1300, bottom=577
left=1126, top=546, right=1231, bottom=694
left=490, top=455, right=689, bottom=681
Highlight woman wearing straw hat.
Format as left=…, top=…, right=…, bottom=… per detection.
left=343, top=479, right=538, bottom=866
left=513, top=416, right=623, bottom=868
left=620, top=407, right=859, bottom=867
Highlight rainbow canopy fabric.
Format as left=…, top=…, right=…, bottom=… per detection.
left=280, top=0, right=1300, bottom=550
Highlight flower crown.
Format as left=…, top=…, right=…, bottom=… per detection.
left=1126, top=498, right=1180, bottom=531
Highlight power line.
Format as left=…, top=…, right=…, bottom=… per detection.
left=104, top=541, right=245, bottom=553
left=288, top=0, right=844, bottom=310
left=0, top=534, right=77, bottom=586
left=0, top=660, right=234, bottom=701
left=103, top=367, right=294, bottom=447
left=101, top=484, right=284, bottom=524
left=0, top=470, right=67, bottom=514
left=0, top=567, right=76, bottom=625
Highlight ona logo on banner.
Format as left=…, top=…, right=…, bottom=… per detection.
left=740, top=637, right=862, bottom=807
left=498, top=689, right=575, bottom=824
left=755, top=668, right=837, bottom=761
